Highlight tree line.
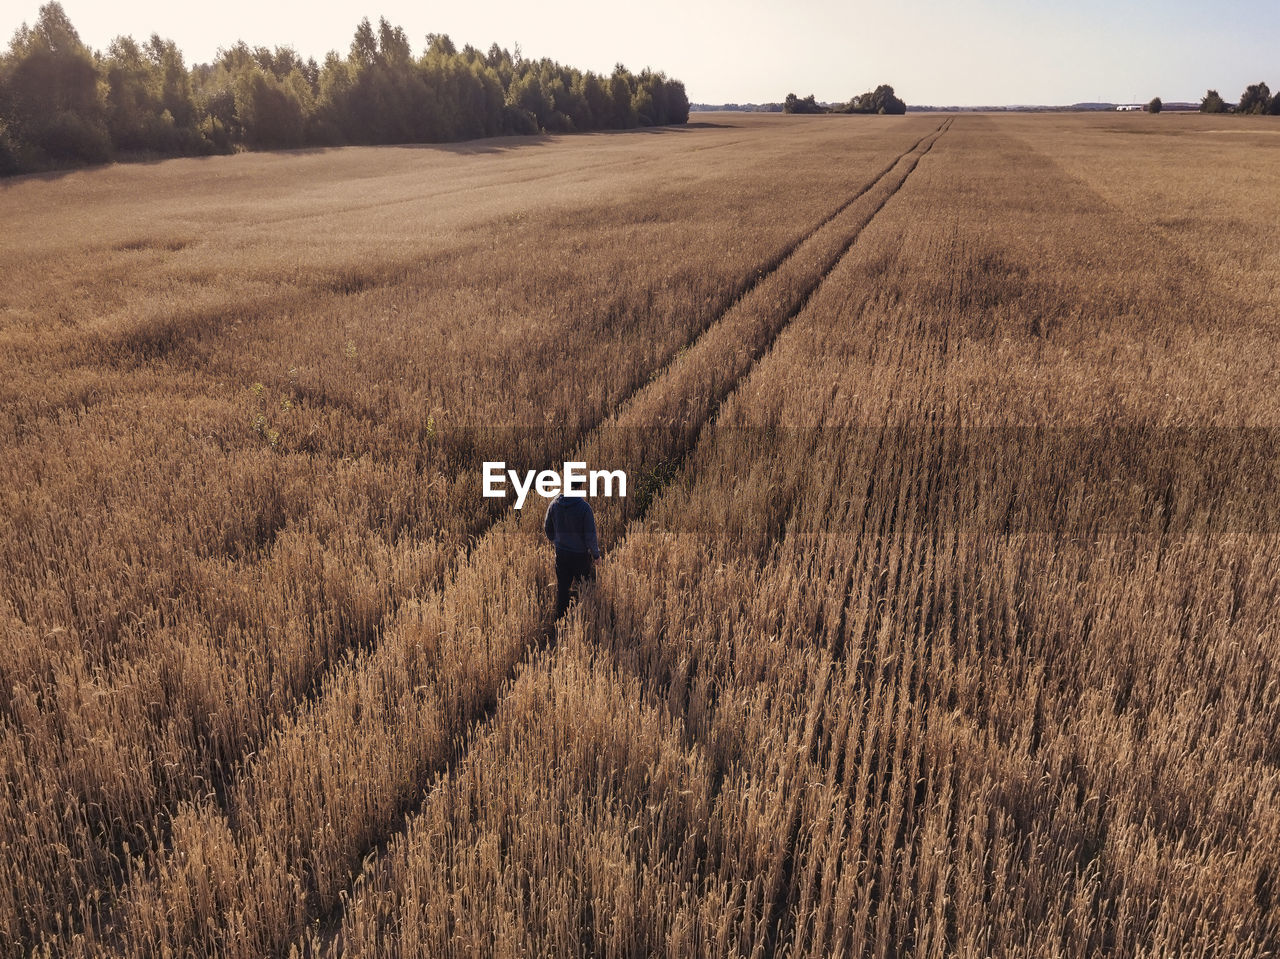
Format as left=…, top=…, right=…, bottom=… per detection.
left=783, top=85, right=906, bottom=116
left=0, top=2, right=689, bottom=175
left=1198, top=82, right=1280, bottom=114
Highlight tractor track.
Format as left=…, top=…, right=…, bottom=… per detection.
left=72, top=118, right=951, bottom=959
left=257, top=118, right=952, bottom=750
left=295, top=117, right=952, bottom=958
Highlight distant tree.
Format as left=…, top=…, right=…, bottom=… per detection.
left=1147, top=96, right=1162, bottom=114
left=580, top=71, right=609, bottom=128
left=783, top=92, right=825, bottom=114
left=484, top=43, right=514, bottom=87
left=1199, top=89, right=1226, bottom=113
left=632, top=69, right=685, bottom=125
left=1238, top=81, right=1271, bottom=115
left=424, top=33, right=456, bottom=59
left=661, top=76, right=689, bottom=124
left=507, top=70, right=548, bottom=127
left=145, top=35, right=195, bottom=128
left=0, top=119, right=19, bottom=174
left=631, top=84, right=655, bottom=125
left=846, top=84, right=906, bottom=115
left=104, top=36, right=161, bottom=150
left=0, top=4, right=689, bottom=174
left=349, top=18, right=378, bottom=70
left=190, top=59, right=239, bottom=149
left=607, top=70, right=633, bottom=128
left=232, top=65, right=306, bottom=148
left=100, top=35, right=202, bottom=154
left=539, top=70, right=573, bottom=131
left=0, top=2, right=111, bottom=165
left=1270, top=91, right=1280, bottom=115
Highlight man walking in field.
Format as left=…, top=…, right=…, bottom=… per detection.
left=544, top=492, right=601, bottom=618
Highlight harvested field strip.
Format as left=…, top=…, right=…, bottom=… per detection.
left=242, top=133, right=764, bottom=231
left=72, top=122, right=950, bottom=958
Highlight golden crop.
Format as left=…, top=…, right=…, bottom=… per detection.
left=1, top=112, right=1278, bottom=957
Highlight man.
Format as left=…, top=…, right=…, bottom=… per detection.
left=543, top=492, right=601, bottom=618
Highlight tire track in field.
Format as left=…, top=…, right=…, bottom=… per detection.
left=79, top=120, right=950, bottom=959
left=254, top=121, right=948, bottom=725
left=16, top=125, right=943, bottom=959
left=84, top=128, right=922, bottom=371
left=17, top=127, right=949, bottom=959
left=296, top=118, right=954, bottom=958
left=91, top=126, right=954, bottom=959
left=292, top=116, right=953, bottom=956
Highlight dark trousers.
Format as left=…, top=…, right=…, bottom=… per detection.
left=555, top=549, right=595, bottom=618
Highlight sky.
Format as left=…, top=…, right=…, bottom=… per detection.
left=5, top=0, right=1277, bottom=106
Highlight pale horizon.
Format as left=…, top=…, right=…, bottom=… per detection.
left=3, top=0, right=1276, bottom=108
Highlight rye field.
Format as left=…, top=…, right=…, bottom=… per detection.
left=2, top=111, right=1279, bottom=957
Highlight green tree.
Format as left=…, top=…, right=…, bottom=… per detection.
left=311, top=50, right=355, bottom=144
left=101, top=34, right=202, bottom=154
left=783, top=92, right=825, bottom=114
left=608, top=70, right=633, bottom=128
left=579, top=72, right=609, bottom=129
left=190, top=59, right=239, bottom=149
left=104, top=35, right=160, bottom=150
left=1238, top=81, right=1271, bottom=115
left=330, top=18, right=427, bottom=143
left=377, top=20, right=412, bottom=65
left=631, top=84, right=655, bottom=125
left=232, top=65, right=306, bottom=148
left=664, top=77, right=689, bottom=124
left=424, top=33, right=456, bottom=59
left=0, top=1, right=111, bottom=165
left=0, top=117, right=20, bottom=174
left=145, top=35, right=195, bottom=128
left=507, top=70, right=548, bottom=127
left=484, top=43, right=514, bottom=87
left=644, top=73, right=687, bottom=125
left=1199, top=89, right=1226, bottom=113
left=847, top=84, right=906, bottom=115
left=1, top=5, right=690, bottom=173
left=1147, top=96, right=1162, bottom=114
left=349, top=18, right=378, bottom=70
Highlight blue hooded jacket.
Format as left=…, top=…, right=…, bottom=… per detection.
left=543, top=495, right=600, bottom=558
